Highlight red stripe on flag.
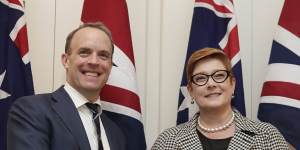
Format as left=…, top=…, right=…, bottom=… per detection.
left=81, top=0, right=135, bottom=65
left=278, top=0, right=300, bottom=38
left=223, top=26, right=239, bottom=60
left=196, top=0, right=232, bottom=13
left=100, top=85, right=141, bottom=113
left=7, top=0, right=21, bottom=6
left=261, top=81, right=300, bottom=100
left=14, top=25, right=29, bottom=58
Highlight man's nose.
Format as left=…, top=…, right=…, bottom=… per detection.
left=88, top=53, right=99, bottom=64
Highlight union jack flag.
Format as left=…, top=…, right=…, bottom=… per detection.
left=81, top=0, right=146, bottom=149
left=0, top=0, right=34, bottom=149
left=177, top=0, right=245, bottom=124
left=257, top=0, right=300, bottom=148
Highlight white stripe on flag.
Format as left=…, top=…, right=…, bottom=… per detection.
left=219, top=16, right=236, bottom=49
left=0, top=0, right=24, bottom=11
left=101, top=101, right=142, bottom=121
left=22, top=53, right=30, bottom=65
left=261, top=96, right=300, bottom=109
left=107, top=45, right=139, bottom=95
left=265, top=63, right=300, bottom=85
left=230, top=51, right=240, bottom=67
left=215, top=0, right=234, bottom=12
left=275, top=25, right=300, bottom=57
left=195, top=2, right=233, bottom=18
left=9, top=15, right=25, bottom=41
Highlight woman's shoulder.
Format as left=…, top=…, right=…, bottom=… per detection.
left=234, top=110, right=281, bottom=134
left=152, top=116, right=198, bottom=149
left=157, top=120, right=194, bottom=139
left=234, top=110, right=289, bottom=149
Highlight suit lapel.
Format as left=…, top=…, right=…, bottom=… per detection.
left=101, top=113, right=120, bottom=150
left=51, top=87, right=91, bottom=150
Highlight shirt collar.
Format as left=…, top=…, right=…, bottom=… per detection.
left=64, top=82, right=101, bottom=109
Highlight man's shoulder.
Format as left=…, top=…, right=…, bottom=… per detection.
left=14, top=93, right=51, bottom=105
left=11, top=87, right=67, bottom=111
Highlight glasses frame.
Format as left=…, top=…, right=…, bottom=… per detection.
left=191, top=70, right=231, bottom=86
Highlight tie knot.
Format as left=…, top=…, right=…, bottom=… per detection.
left=86, top=103, right=100, bottom=115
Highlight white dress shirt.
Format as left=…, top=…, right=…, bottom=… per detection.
left=64, top=83, right=110, bottom=150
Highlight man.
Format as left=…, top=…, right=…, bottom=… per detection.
left=7, top=22, right=126, bottom=150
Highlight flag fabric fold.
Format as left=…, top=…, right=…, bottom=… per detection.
left=81, top=0, right=146, bottom=149
left=0, top=0, right=34, bottom=149
left=258, top=0, right=300, bottom=148
left=177, top=0, right=245, bottom=125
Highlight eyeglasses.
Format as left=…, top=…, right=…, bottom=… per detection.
left=191, top=70, right=230, bottom=86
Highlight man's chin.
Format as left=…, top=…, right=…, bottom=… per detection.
left=82, top=85, right=102, bottom=92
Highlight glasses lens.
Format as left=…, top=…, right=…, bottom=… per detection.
left=192, top=74, right=208, bottom=86
left=212, top=70, right=229, bottom=83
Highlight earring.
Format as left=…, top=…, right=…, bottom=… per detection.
left=191, top=97, right=195, bottom=104
left=231, top=94, right=235, bottom=99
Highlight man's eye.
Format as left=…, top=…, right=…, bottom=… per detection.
left=98, top=53, right=111, bottom=60
left=78, top=49, right=91, bottom=57
left=79, top=52, right=89, bottom=57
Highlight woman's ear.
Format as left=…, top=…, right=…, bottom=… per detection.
left=231, top=77, right=236, bottom=92
left=187, top=83, right=194, bottom=97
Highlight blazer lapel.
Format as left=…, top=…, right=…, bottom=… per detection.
left=228, top=110, right=257, bottom=150
left=177, top=116, right=203, bottom=150
left=177, top=130, right=203, bottom=150
left=228, top=130, right=255, bottom=150
left=51, top=87, right=91, bottom=150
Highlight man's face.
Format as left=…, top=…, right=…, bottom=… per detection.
left=62, top=27, right=113, bottom=100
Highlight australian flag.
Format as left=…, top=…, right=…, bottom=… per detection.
left=257, top=0, right=300, bottom=148
left=81, top=0, right=146, bottom=149
left=0, top=1, right=34, bottom=150
left=177, top=0, right=245, bottom=124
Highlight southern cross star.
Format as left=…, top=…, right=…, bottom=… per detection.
left=178, top=86, right=199, bottom=120
left=0, top=70, right=11, bottom=100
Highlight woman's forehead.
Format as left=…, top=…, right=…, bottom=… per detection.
left=193, top=58, right=226, bottom=73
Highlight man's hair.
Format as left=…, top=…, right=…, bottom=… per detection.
left=65, top=22, right=114, bottom=54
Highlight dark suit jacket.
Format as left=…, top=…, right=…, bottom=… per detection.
left=7, top=87, right=126, bottom=150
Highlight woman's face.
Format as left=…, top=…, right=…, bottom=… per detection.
left=188, top=58, right=235, bottom=111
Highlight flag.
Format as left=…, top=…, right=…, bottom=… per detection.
left=257, top=0, right=300, bottom=148
left=81, top=0, right=146, bottom=149
left=177, top=0, right=245, bottom=124
left=0, top=0, right=34, bottom=149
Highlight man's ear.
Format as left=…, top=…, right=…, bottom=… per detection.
left=61, top=53, right=69, bottom=69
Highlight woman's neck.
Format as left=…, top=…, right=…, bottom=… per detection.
left=197, top=108, right=235, bottom=139
left=198, top=108, right=233, bottom=128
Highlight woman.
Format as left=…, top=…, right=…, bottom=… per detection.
left=152, top=48, right=289, bottom=150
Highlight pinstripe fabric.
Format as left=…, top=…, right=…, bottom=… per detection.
left=152, top=109, right=289, bottom=150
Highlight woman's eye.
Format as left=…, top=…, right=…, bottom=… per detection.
left=195, top=76, right=206, bottom=82
left=214, top=74, right=225, bottom=78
